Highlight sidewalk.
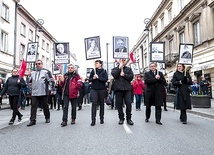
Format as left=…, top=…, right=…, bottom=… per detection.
left=1, top=98, right=214, bottom=119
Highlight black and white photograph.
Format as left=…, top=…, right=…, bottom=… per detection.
left=53, top=64, right=61, bottom=75
left=150, top=42, right=165, bottom=62
left=113, top=36, right=129, bottom=59
left=26, top=42, right=38, bottom=62
left=130, top=63, right=140, bottom=75
left=178, top=43, right=193, bottom=65
left=54, top=42, right=70, bottom=64
left=86, top=68, right=93, bottom=78
left=158, top=63, right=166, bottom=75
left=84, top=36, right=101, bottom=60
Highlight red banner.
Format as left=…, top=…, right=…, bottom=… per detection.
left=129, top=51, right=135, bottom=63
left=19, top=59, right=27, bottom=78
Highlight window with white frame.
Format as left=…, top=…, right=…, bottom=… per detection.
left=169, top=39, right=173, bottom=54
left=161, top=17, right=164, bottom=30
left=46, top=58, right=49, bottom=69
left=193, top=21, right=200, bottom=45
left=178, top=0, right=183, bottom=11
left=20, top=23, right=26, bottom=37
left=179, top=32, right=185, bottom=43
left=1, top=31, right=8, bottom=52
left=19, top=44, right=25, bottom=64
left=1, top=3, right=9, bottom=21
left=168, top=8, right=172, bottom=23
left=46, top=43, right=49, bottom=53
left=42, top=40, right=45, bottom=49
left=154, top=24, right=158, bottom=36
left=29, top=29, right=34, bottom=41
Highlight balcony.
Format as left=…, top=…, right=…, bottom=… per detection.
left=165, top=53, right=178, bottom=67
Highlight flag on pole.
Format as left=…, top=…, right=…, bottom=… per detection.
left=19, top=59, right=27, bottom=78
left=129, top=51, right=135, bottom=63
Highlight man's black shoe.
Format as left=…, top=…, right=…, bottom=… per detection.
left=100, top=120, right=104, bottom=124
left=61, top=121, right=67, bottom=127
left=118, top=119, right=124, bottom=125
left=156, top=121, right=163, bottom=125
left=18, top=114, right=23, bottom=122
left=27, top=121, right=36, bottom=127
left=8, top=119, right=14, bottom=125
left=91, top=121, right=95, bottom=126
left=127, top=119, right=134, bottom=125
left=145, top=119, right=149, bottom=123
left=182, top=121, right=187, bottom=124
left=45, top=118, right=50, bottom=123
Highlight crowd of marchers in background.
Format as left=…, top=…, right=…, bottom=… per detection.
left=0, top=59, right=212, bottom=126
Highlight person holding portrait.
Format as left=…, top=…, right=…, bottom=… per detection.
left=171, top=63, right=193, bottom=124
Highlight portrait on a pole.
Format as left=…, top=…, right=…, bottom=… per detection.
left=53, top=64, right=61, bottom=75
left=54, top=42, right=70, bottom=64
left=130, top=63, right=140, bottom=75
left=26, top=42, right=38, bottom=62
left=86, top=68, right=93, bottom=78
left=113, top=36, right=129, bottom=59
left=150, top=42, right=165, bottom=62
left=84, top=36, right=101, bottom=60
left=178, top=43, right=193, bottom=65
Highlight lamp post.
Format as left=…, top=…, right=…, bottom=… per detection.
left=106, top=43, right=109, bottom=77
left=13, top=0, right=20, bottom=67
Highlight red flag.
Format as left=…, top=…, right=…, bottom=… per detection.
left=19, top=59, right=27, bottom=78
left=129, top=51, right=135, bottom=63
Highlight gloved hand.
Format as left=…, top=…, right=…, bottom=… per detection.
left=182, top=77, right=189, bottom=84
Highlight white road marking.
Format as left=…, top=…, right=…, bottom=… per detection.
left=123, top=123, right=133, bottom=134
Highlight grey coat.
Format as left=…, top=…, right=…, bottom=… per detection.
left=29, top=68, right=54, bottom=96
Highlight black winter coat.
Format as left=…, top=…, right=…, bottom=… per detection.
left=171, top=71, right=193, bottom=110
left=111, top=66, right=133, bottom=91
left=0, top=75, right=26, bottom=96
left=144, top=70, right=166, bottom=107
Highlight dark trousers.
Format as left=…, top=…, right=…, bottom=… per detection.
left=30, top=96, right=50, bottom=122
left=9, top=96, right=22, bottom=120
left=57, top=93, right=63, bottom=109
left=115, top=90, right=132, bottom=120
left=84, top=93, right=90, bottom=104
left=90, top=89, right=106, bottom=121
left=180, top=110, right=187, bottom=121
left=163, top=98, right=167, bottom=110
left=135, top=94, right=143, bottom=109
left=49, top=95, right=56, bottom=109
left=62, top=95, right=77, bottom=121
left=146, top=106, right=162, bottom=122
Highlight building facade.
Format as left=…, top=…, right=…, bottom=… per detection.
left=132, top=0, right=214, bottom=97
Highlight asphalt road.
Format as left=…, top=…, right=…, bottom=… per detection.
left=0, top=104, right=214, bottom=155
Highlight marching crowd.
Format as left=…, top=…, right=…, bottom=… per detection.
left=0, top=59, right=212, bottom=127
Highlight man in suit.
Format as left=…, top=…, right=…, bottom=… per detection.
left=115, top=39, right=127, bottom=52
left=144, top=62, right=166, bottom=125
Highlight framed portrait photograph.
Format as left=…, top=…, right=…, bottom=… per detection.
left=84, top=36, right=101, bottom=60
left=178, top=43, right=193, bottom=65
left=54, top=42, right=70, bottom=64
left=150, top=42, right=165, bottom=62
left=114, top=61, right=120, bottom=68
left=86, top=68, right=93, bottom=78
left=26, top=42, right=38, bottom=63
left=130, top=63, right=140, bottom=75
left=53, top=64, right=61, bottom=75
left=158, top=62, right=166, bottom=75
left=113, top=36, right=129, bottom=59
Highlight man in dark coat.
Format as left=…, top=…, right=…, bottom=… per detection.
left=144, top=62, right=166, bottom=125
left=111, top=59, right=134, bottom=125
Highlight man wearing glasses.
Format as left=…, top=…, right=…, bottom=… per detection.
left=144, top=62, right=166, bottom=125
left=27, top=59, right=54, bottom=126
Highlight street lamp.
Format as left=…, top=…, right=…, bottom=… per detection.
left=106, top=43, right=109, bottom=77
left=13, top=0, right=20, bottom=67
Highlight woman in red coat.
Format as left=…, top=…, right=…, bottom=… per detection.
left=132, top=75, right=145, bottom=111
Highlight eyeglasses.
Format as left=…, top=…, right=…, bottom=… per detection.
left=35, top=63, right=41, bottom=65
left=68, top=67, right=74, bottom=69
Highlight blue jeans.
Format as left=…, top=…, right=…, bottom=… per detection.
left=135, top=94, right=143, bottom=109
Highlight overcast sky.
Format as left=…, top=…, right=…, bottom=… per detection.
left=20, top=0, right=162, bottom=77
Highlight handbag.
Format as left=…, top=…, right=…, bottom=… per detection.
left=188, top=85, right=193, bottom=93
left=105, top=94, right=112, bottom=105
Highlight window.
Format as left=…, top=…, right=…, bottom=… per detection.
left=46, top=58, right=49, bottom=68
left=20, top=23, right=26, bottom=37
left=144, top=54, right=147, bottom=67
left=161, top=17, right=164, bottom=30
left=46, top=43, right=49, bottom=53
left=42, top=40, right=45, bottom=49
left=19, top=44, right=25, bottom=64
left=169, top=40, right=173, bottom=54
left=154, top=25, right=158, bottom=36
left=193, top=21, right=200, bottom=45
left=168, top=8, right=172, bottom=23
left=1, top=3, right=9, bottom=21
left=29, top=29, right=34, bottom=41
left=1, top=31, right=8, bottom=52
left=179, top=32, right=185, bottom=43
left=178, top=0, right=183, bottom=11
